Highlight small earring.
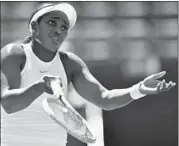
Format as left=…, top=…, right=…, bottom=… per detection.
left=31, top=21, right=37, bottom=33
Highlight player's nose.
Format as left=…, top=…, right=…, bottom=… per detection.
left=54, top=30, right=61, bottom=36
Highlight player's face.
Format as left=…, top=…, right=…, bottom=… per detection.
left=37, top=11, right=69, bottom=52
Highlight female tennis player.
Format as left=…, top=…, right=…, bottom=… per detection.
left=1, top=3, right=176, bottom=146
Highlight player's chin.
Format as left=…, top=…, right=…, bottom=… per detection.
left=51, top=42, right=62, bottom=51
left=49, top=44, right=60, bottom=52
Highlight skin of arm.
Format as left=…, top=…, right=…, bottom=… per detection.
left=68, top=53, right=134, bottom=111
left=1, top=44, right=46, bottom=114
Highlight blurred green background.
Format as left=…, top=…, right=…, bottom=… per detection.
left=1, top=2, right=178, bottom=146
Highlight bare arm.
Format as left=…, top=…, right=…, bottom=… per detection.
left=69, top=53, right=134, bottom=111
left=69, top=53, right=176, bottom=111
left=1, top=44, right=45, bottom=114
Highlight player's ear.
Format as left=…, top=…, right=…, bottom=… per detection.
left=31, top=21, right=39, bottom=36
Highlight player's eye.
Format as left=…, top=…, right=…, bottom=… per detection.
left=48, top=20, right=56, bottom=27
left=61, top=25, right=68, bottom=32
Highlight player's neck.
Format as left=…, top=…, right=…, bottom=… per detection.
left=31, top=40, right=57, bottom=62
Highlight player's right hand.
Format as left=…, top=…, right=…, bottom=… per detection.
left=40, top=75, right=63, bottom=96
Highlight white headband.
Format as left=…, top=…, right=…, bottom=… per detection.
left=29, top=3, right=77, bottom=33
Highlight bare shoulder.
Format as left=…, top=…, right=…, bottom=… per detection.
left=1, top=43, right=26, bottom=91
left=1, top=43, right=26, bottom=63
left=59, top=51, right=87, bottom=72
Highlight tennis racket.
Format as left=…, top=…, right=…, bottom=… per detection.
left=42, top=79, right=96, bottom=144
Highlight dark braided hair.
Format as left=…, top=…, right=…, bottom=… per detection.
left=23, top=3, right=54, bottom=44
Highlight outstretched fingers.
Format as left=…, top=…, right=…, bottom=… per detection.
left=161, top=79, right=165, bottom=89
left=166, top=81, right=176, bottom=90
left=156, top=80, right=176, bottom=92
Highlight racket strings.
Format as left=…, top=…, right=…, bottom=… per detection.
left=43, top=98, right=96, bottom=143
left=62, top=108, right=94, bottom=140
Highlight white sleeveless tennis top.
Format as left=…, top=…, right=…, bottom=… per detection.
left=1, top=43, right=68, bottom=146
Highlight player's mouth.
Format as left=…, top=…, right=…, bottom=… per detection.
left=52, top=36, right=62, bottom=44
left=49, top=33, right=62, bottom=45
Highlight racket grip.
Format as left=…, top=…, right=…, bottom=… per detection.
left=50, top=79, right=64, bottom=98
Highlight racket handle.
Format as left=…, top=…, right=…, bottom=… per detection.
left=51, top=80, right=77, bottom=109
left=50, top=79, right=64, bottom=98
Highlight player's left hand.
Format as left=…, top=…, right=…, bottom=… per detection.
left=139, top=71, right=176, bottom=95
